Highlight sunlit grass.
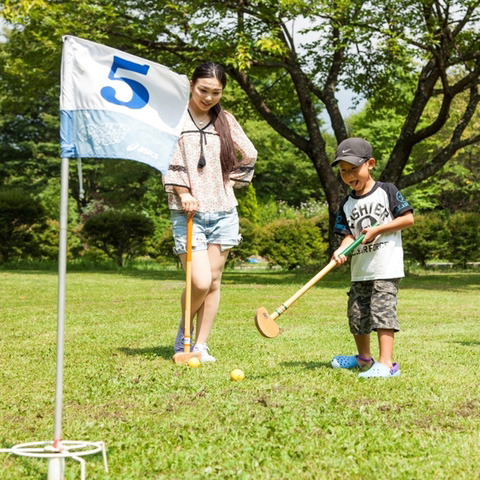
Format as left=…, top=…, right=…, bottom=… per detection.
left=1, top=268, right=479, bottom=479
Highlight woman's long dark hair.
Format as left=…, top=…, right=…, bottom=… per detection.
left=191, top=62, right=237, bottom=182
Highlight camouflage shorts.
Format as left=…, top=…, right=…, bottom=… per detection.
left=347, top=279, right=400, bottom=335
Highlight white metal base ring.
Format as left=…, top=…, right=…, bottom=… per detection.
left=3, top=440, right=108, bottom=480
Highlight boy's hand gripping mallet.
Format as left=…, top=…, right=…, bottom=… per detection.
left=173, top=215, right=202, bottom=364
left=254, top=229, right=373, bottom=338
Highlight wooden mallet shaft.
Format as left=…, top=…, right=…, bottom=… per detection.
left=173, top=215, right=201, bottom=364
left=254, top=226, right=377, bottom=338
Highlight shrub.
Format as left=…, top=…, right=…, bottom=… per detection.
left=156, top=225, right=180, bottom=266
left=402, top=213, right=449, bottom=267
left=257, top=198, right=327, bottom=225
left=0, top=188, right=46, bottom=262
left=445, top=212, right=480, bottom=268
left=227, top=217, right=262, bottom=267
left=81, top=210, right=154, bottom=266
left=260, top=216, right=327, bottom=269
left=236, top=184, right=259, bottom=224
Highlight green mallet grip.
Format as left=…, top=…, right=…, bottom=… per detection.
left=339, top=222, right=379, bottom=257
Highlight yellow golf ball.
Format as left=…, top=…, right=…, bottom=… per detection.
left=187, top=357, right=201, bottom=368
left=230, top=369, right=245, bottom=381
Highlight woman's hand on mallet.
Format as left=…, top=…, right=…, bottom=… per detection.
left=179, top=192, right=199, bottom=216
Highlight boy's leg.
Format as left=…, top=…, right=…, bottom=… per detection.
left=350, top=281, right=374, bottom=365
left=358, top=328, right=400, bottom=377
left=331, top=281, right=374, bottom=369
left=371, top=279, right=400, bottom=368
left=358, top=279, right=401, bottom=376
left=377, top=329, right=395, bottom=369
left=353, top=334, right=373, bottom=367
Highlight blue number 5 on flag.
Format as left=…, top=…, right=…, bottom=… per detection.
left=101, top=56, right=150, bottom=109
left=60, top=35, right=189, bottom=174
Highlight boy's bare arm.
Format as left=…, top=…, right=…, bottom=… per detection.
left=332, top=234, right=355, bottom=265
left=332, top=212, right=414, bottom=264
left=362, top=212, right=414, bottom=244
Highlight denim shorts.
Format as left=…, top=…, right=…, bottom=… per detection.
left=347, top=279, right=400, bottom=334
left=170, top=208, right=242, bottom=255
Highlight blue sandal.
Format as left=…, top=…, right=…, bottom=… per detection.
left=331, top=354, right=374, bottom=369
left=358, top=362, right=400, bottom=378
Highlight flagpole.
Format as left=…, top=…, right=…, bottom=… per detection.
left=48, top=156, right=70, bottom=479
left=54, top=156, right=69, bottom=443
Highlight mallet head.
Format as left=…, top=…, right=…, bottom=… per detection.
left=255, top=307, right=280, bottom=338
left=172, top=351, right=202, bottom=365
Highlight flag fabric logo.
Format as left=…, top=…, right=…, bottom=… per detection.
left=60, top=35, right=189, bottom=174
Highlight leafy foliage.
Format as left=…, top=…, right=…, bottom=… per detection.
left=243, top=119, right=323, bottom=206
left=81, top=209, right=155, bottom=266
left=0, top=188, right=46, bottom=261
left=402, top=213, right=449, bottom=267
left=260, top=216, right=328, bottom=269
left=226, top=217, right=262, bottom=267
left=236, top=183, right=260, bottom=224
left=445, top=212, right=480, bottom=268
left=1, top=0, right=480, bottom=254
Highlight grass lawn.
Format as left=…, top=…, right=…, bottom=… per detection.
left=1, top=266, right=479, bottom=479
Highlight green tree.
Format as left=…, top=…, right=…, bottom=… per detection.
left=227, top=217, right=262, bottom=267
left=2, top=0, right=480, bottom=252
left=350, top=94, right=480, bottom=214
left=74, top=159, right=172, bottom=240
left=241, top=118, right=322, bottom=206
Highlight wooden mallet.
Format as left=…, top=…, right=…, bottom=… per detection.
left=173, top=215, right=202, bottom=364
left=254, top=229, right=373, bottom=338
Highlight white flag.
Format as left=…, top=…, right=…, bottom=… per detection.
left=60, top=35, right=189, bottom=174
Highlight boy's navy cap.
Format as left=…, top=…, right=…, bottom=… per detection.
left=331, top=138, right=373, bottom=167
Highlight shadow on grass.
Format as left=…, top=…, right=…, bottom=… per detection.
left=103, top=267, right=480, bottom=291
left=4, top=265, right=480, bottom=291
left=118, top=345, right=172, bottom=360
left=280, top=360, right=332, bottom=370
left=453, top=340, right=480, bottom=347
left=401, top=272, right=480, bottom=291
left=112, top=269, right=322, bottom=285
left=117, top=267, right=353, bottom=286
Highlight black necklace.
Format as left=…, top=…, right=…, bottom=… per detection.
left=189, top=109, right=209, bottom=126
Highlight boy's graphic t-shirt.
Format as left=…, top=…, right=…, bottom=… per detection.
left=334, top=182, right=413, bottom=281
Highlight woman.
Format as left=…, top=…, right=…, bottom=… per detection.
left=163, top=62, right=257, bottom=362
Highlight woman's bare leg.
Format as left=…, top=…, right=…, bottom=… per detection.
left=195, top=245, right=229, bottom=344
left=178, top=245, right=228, bottom=344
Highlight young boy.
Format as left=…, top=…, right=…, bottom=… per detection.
left=330, top=137, right=414, bottom=378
